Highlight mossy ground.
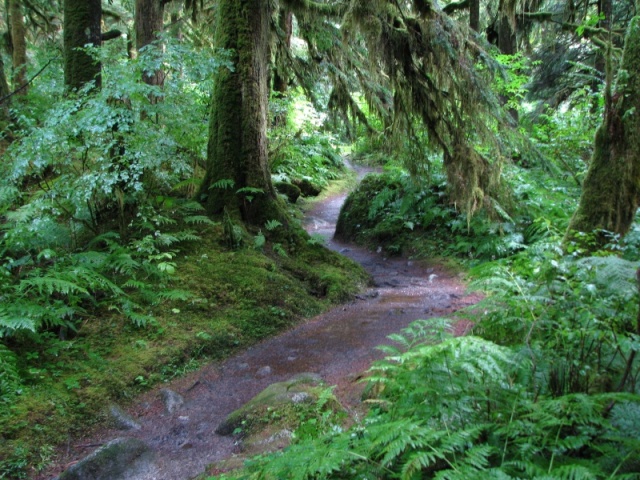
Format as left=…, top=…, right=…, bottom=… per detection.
left=0, top=221, right=368, bottom=478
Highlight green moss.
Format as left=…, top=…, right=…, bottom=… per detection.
left=0, top=227, right=367, bottom=476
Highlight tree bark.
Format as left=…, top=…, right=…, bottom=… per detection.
left=9, top=0, right=27, bottom=94
left=565, top=15, right=640, bottom=247
left=199, top=0, right=282, bottom=226
left=272, top=9, right=293, bottom=96
left=469, top=0, right=480, bottom=32
left=135, top=0, right=165, bottom=87
left=0, top=55, right=12, bottom=145
left=63, top=0, right=102, bottom=91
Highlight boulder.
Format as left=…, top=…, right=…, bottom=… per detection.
left=159, top=388, right=184, bottom=414
left=108, top=405, right=141, bottom=431
left=57, top=438, right=156, bottom=480
left=292, top=178, right=322, bottom=197
left=216, top=373, right=323, bottom=436
left=274, top=182, right=301, bottom=203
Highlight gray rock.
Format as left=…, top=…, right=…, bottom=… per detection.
left=216, top=373, right=324, bottom=436
left=57, top=438, right=157, bottom=480
left=109, top=405, right=141, bottom=431
left=159, top=388, right=184, bottom=414
left=255, top=366, right=272, bottom=378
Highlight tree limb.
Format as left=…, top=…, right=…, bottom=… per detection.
left=442, top=0, right=470, bottom=15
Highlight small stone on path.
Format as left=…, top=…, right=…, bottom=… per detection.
left=160, top=389, right=184, bottom=414
left=109, top=405, right=141, bottom=431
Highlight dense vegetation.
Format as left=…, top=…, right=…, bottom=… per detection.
left=0, top=0, right=638, bottom=478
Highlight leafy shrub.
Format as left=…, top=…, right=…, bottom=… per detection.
left=269, top=92, right=344, bottom=193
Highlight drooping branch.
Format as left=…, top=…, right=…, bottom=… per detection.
left=442, top=0, right=470, bottom=15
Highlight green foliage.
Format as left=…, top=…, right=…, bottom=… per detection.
left=0, top=36, right=229, bottom=339
left=217, top=315, right=640, bottom=479
left=269, top=92, right=344, bottom=192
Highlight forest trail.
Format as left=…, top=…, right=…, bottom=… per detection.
left=47, top=164, right=480, bottom=480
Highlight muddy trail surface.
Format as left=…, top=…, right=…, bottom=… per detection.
left=46, top=165, right=480, bottom=480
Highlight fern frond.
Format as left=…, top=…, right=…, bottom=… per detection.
left=183, top=215, right=217, bottom=225
left=577, top=256, right=638, bottom=299
left=20, top=276, right=89, bottom=296
left=157, top=289, right=193, bottom=301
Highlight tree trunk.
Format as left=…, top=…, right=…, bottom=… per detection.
left=199, top=0, right=282, bottom=225
left=565, top=15, right=640, bottom=248
left=135, top=0, right=165, bottom=87
left=469, top=0, right=480, bottom=32
left=0, top=55, right=12, bottom=146
left=273, top=9, right=293, bottom=95
left=63, top=0, right=102, bottom=90
left=9, top=0, right=27, bottom=94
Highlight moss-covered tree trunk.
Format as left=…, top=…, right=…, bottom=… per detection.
left=199, top=0, right=282, bottom=226
left=565, top=14, right=640, bottom=247
left=135, top=0, right=165, bottom=87
left=63, top=0, right=102, bottom=90
left=0, top=55, right=12, bottom=146
left=9, top=0, right=27, bottom=94
left=469, top=0, right=480, bottom=32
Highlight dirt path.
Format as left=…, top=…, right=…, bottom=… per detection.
left=46, top=165, right=479, bottom=480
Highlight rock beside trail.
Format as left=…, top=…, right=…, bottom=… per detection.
left=216, top=372, right=323, bottom=436
left=275, top=182, right=301, bottom=203
left=292, top=178, right=322, bottom=197
left=109, top=405, right=141, bottom=431
left=160, top=388, right=184, bottom=414
left=57, top=438, right=157, bottom=480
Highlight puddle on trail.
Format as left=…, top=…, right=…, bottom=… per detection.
left=44, top=166, right=480, bottom=480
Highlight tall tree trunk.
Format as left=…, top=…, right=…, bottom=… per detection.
left=273, top=9, right=292, bottom=95
left=9, top=0, right=27, bottom=94
left=63, top=0, right=102, bottom=90
left=135, top=0, right=165, bottom=87
left=272, top=8, right=293, bottom=126
left=0, top=54, right=12, bottom=146
left=496, top=0, right=518, bottom=122
left=565, top=14, right=640, bottom=248
left=199, top=0, right=282, bottom=225
left=593, top=0, right=613, bottom=94
left=469, top=0, right=480, bottom=32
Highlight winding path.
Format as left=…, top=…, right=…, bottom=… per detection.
left=47, top=165, right=479, bottom=480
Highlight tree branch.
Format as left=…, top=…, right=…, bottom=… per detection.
left=0, top=57, right=57, bottom=105
left=101, top=29, right=123, bottom=42
left=442, top=0, right=470, bottom=15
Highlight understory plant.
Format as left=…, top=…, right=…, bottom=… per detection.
left=212, top=240, right=640, bottom=479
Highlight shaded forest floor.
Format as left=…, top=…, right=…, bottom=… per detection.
left=42, top=166, right=480, bottom=479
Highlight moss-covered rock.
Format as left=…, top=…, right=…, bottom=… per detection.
left=57, top=438, right=156, bottom=480
left=292, top=177, right=322, bottom=197
left=215, top=373, right=323, bottom=436
left=335, top=173, right=401, bottom=244
left=274, top=181, right=302, bottom=203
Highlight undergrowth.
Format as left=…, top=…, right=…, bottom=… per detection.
left=0, top=37, right=366, bottom=477
left=212, top=253, right=640, bottom=478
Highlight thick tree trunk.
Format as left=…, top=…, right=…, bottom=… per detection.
left=135, top=0, right=165, bottom=87
left=565, top=15, right=640, bottom=247
left=496, top=0, right=518, bottom=122
left=469, top=0, right=480, bottom=32
left=199, top=0, right=281, bottom=225
left=9, top=0, right=27, bottom=94
left=63, top=0, right=102, bottom=90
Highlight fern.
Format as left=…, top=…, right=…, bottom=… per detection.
left=576, top=256, right=638, bottom=300
left=0, top=343, right=21, bottom=405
